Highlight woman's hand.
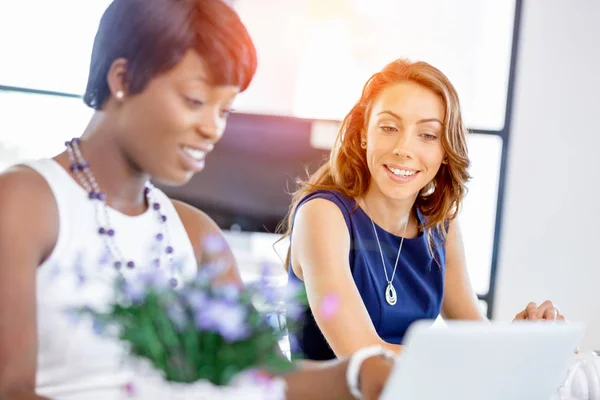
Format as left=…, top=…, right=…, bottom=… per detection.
left=513, top=300, right=565, bottom=321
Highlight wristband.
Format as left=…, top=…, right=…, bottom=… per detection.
left=346, top=345, right=395, bottom=399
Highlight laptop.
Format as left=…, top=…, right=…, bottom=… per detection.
left=381, top=320, right=585, bottom=400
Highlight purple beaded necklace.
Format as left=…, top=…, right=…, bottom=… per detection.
left=65, top=138, right=178, bottom=287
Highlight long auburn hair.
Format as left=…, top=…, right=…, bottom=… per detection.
left=278, top=59, right=471, bottom=268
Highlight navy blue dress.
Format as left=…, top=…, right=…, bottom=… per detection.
left=288, top=190, right=446, bottom=360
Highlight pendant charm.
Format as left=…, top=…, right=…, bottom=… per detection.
left=385, top=283, right=397, bottom=306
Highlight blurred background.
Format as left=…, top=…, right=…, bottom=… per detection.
left=0, top=0, right=598, bottom=351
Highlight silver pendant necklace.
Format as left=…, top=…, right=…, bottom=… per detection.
left=368, top=210, right=410, bottom=306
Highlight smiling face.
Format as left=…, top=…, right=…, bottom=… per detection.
left=114, top=50, right=240, bottom=186
left=361, top=80, right=446, bottom=203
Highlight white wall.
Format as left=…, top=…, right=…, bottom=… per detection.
left=494, top=0, right=600, bottom=351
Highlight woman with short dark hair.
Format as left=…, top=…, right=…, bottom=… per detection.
left=0, top=1, right=393, bottom=398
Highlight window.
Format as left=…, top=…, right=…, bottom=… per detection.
left=0, top=90, right=92, bottom=170
left=233, top=0, right=516, bottom=131
left=0, top=0, right=112, bottom=94
left=460, top=134, right=503, bottom=295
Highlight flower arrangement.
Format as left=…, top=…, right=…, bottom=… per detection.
left=76, top=257, right=306, bottom=387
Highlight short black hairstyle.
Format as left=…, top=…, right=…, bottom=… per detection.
left=83, top=0, right=257, bottom=109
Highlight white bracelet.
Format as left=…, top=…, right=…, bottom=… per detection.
left=346, top=345, right=395, bottom=399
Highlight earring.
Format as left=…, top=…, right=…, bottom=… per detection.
left=361, top=140, right=367, bottom=148
left=421, top=181, right=436, bottom=197
left=115, top=90, right=124, bottom=99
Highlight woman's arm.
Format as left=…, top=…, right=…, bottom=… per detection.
left=284, top=350, right=393, bottom=400
left=0, top=168, right=57, bottom=400
left=3, top=390, right=51, bottom=400
left=284, top=358, right=354, bottom=399
left=291, top=199, right=403, bottom=357
left=172, top=200, right=243, bottom=286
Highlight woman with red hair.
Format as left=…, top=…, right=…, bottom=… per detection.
left=282, top=59, right=564, bottom=361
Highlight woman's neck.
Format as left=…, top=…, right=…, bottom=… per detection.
left=357, top=185, right=419, bottom=237
left=58, top=112, right=151, bottom=216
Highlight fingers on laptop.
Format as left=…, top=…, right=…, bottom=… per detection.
left=537, top=300, right=565, bottom=321
left=513, top=302, right=540, bottom=320
left=514, top=300, right=565, bottom=322
left=513, top=305, right=529, bottom=321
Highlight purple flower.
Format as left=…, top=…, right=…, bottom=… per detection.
left=213, top=283, right=241, bottom=302
left=140, top=269, right=171, bottom=290
left=285, top=301, right=304, bottom=321
left=259, top=279, right=305, bottom=321
left=259, top=260, right=277, bottom=281
left=121, top=268, right=177, bottom=303
left=203, top=234, right=228, bottom=255
left=194, top=300, right=250, bottom=342
left=263, top=278, right=303, bottom=306
left=261, top=285, right=282, bottom=307
left=184, top=289, right=208, bottom=312
left=217, top=304, right=250, bottom=342
left=122, top=279, right=147, bottom=304
left=196, top=260, right=228, bottom=282
left=194, top=299, right=222, bottom=331
left=194, top=311, right=216, bottom=331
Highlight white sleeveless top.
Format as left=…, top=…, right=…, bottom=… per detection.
left=25, top=159, right=285, bottom=400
